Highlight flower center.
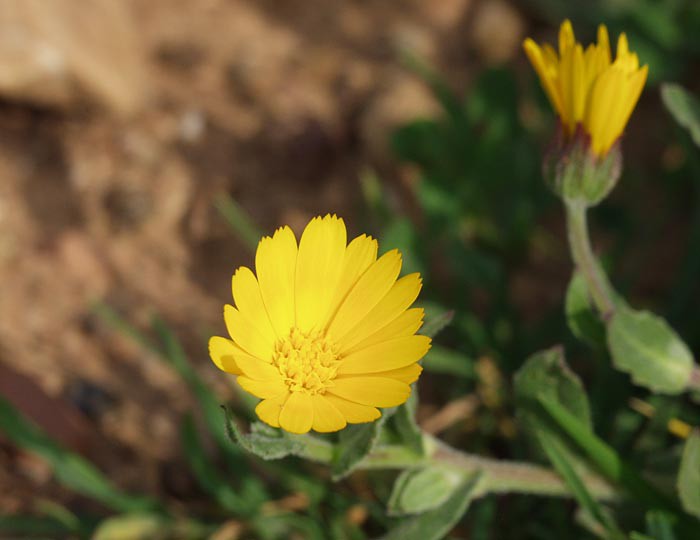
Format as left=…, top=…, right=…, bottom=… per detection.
left=272, top=327, right=340, bottom=394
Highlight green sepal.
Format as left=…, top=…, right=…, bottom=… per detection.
left=543, top=131, right=621, bottom=207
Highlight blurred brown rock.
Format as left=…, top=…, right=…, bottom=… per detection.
left=0, top=0, right=146, bottom=114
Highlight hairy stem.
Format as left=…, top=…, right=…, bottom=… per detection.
left=565, top=200, right=616, bottom=319
left=296, top=433, right=617, bottom=501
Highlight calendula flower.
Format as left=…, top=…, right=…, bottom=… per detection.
left=524, top=20, right=648, bottom=157
left=209, top=215, right=430, bottom=434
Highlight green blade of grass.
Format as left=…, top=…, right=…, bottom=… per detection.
left=0, top=397, right=158, bottom=513
left=214, top=194, right=262, bottom=252
left=180, top=414, right=257, bottom=516
left=536, top=395, right=676, bottom=512
left=538, top=430, right=624, bottom=538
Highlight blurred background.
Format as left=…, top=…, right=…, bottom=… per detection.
left=1, top=0, right=699, bottom=538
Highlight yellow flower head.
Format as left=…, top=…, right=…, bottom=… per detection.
left=209, top=215, right=430, bottom=434
left=524, top=20, right=648, bottom=157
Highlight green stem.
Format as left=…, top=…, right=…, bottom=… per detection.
left=428, top=438, right=616, bottom=500
left=295, top=433, right=617, bottom=501
left=565, top=200, right=616, bottom=320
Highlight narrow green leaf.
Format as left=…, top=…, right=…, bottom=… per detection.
left=0, top=397, right=157, bottom=513
left=419, top=307, right=454, bottom=339
left=607, top=307, right=694, bottom=394
left=214, top=194, right=262, bottom=252
left=422, top=345, right=474, bottom=378
left=387, top=465, right=466, bottom=516
left=678, top=430, right=700, bottom=517
left=538, top=430, right=623, bottom=538
left=92, top=513, right=166, bottom=540
left=0, top=515, right=80, bottom=536
left=565, top=272, right=607, bottom=348
left=661, top=84, right=700, bottom=147
left=536, top=395, right=675, bottom=511
left=379, top=471, right=483, bottom=540
left=150, top=317, right=248, bottom=466
left=645, top=511, right=678, bottom=540
left=180, top=414, right=256, bottom=515
left=332, top=412, right=393, bottom=480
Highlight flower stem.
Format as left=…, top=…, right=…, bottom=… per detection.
left=565, top=200, right=616, bottom=320
left=296, top=434, right=617, bottom=501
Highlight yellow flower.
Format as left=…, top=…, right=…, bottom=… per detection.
left=209, top=215, right=430, bottom=434
left=524, top=20, right=648, bottom=157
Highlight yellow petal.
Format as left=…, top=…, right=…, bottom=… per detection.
left=329, top=376, right=410, bottom=407
left=256, top=226, right=297, bottom=338
left=523, top=38, right=564, bottom=118
left=374, top=363, right=423, bottom=384
left=597, top=24, right=611, bottom=64
left=559, top=19, right=575, bottom=54
left=231, top=266, right=277, bottom=342
left=345, top=308, right=425, bottom=354
left=255, top=393, right=289, bottom=428
left=279, top=392, right=314, bottom=434
left=338, top=335, right=431, bottom=375
left=338, top=273, right=422, bottom=353
left=208, top=336, right=241, bottom=374
left=235, top=350, right=280, bottom=380
left=327, top=234, right=378, bottom=322
left=237, top=375, right=287, bottom=399
left=224, top=305, right=274, bottom=361
left=294, top=215, right=347, bottom=332
left=310, top=395, right=347, bottom=432
left=324, top=394, right=380, bottom=424
left=327, top=249, right=402, bottom=341
left=616, top=32, right=629, bottom=59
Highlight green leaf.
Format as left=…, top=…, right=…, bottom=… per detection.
left=514, top=346, right=592, bottom=431
left=419, top=306, right=454, bottom=339
left=224, top=407, right=303, bottom=460
left=92, top=514, right=167, bottom=540
left=379, top=471, right=483, bottom=540
left=214, top=194, right=263, bottom=252
left=538, top=431, right=623, bottom=538
left=422, top=345, right=474, bottom=379
left=661, top=84, right=700, bottom=147
left=389, top=392, right=425, bottom=456
left=387, top=465, right=466, bottom=516
left=180, top=414, right=257, bottom=515
left=332, top=412, right=393, bottom=480
left=252, top=513, right=326, bottom=540
left=150, top=317, right=256, bottom=471
left=0, top=397, right=157, bottom=513
left=607, top=307, right=695, bottom=394
left=678, top=430, right=700, bottom=517
left=0, top=515, right=80, bottom=537
left=536, top=395, right=675, bottom=511
left=565, top=272, right=607, bottom=348
left=644, top=511, right=679, bottom=540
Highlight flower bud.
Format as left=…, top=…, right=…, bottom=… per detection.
left=543, top=126, right=622, bottom=206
